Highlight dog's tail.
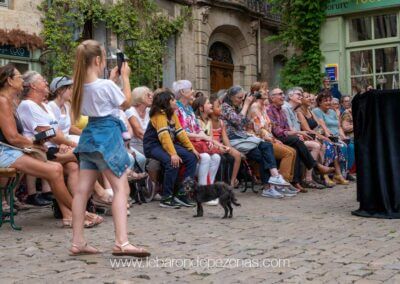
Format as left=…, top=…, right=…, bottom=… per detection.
left=230, top=191, right=241, bottom=206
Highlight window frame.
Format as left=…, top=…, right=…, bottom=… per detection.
left=346, top=11, right=400, bottom=48
left=0, top=0, right=9, bottom=7
left=347, top=44, right=400, bottom=92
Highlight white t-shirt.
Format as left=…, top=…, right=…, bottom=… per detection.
left=81, top=79, right=125, bottom=117
left=48, top=101, right=71, bottom=136
left=17, top=100, right=59, bottom=147
left=125, top=106, right=150, bottom=150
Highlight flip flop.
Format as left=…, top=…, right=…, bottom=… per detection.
left=112, top=242, right=150, bottom=257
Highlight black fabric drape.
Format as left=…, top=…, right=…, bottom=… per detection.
left=352, top=89, right=400, bottom=218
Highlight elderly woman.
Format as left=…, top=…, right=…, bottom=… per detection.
left=0, top=64, right=99, bottom=227
left=313, top=91, right=355, bottom=180
left=17, top=70, right=102, bottom=226
left=173, top=80, right=221, bottom=188
left=297, top=92, right=349, bottom=186
left=125, top=86, right=152, bottom=171
left=247, top=82, right=297, bottom=193
left=220, top=85, right=291, bottom=199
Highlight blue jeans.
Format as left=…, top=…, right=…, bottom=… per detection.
left=147, top=144, right=197, bottom=198
left=246, top=141, right=277, bottom=185
left=340, top=140, right=355, bottom=173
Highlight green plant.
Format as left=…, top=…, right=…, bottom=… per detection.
left=39, top=0, right=190, bottom=87
left=268, top=1, right=327, bottom=92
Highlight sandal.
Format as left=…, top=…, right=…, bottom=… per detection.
left=85, top=212, right=104, bottom=225
left=69, top=242, right=100, bottom=256
left=112, top=241, right=150, bottom=257
left=92, top=194, right=113, bottom=206
left=127, top=171, right=148, bottom=181
left=301, top=180, right=325, bottom=189
left=62, top=218, right=97, bottom=229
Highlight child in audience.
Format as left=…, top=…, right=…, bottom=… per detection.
left=143, top=89, right=199, bottom=209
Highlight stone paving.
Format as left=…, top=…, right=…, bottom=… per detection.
left=1, top=183, right=400, bottom=283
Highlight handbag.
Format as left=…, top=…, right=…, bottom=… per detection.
left=190, top=139, right=221, bottom=155
left=230, top=136, right=262, bottom=154
left=0, top=141, right=47, bottom=162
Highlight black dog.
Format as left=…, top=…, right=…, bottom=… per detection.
left=182, top=177, right=241, bottom=218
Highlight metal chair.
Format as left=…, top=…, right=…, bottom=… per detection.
left=0, top=168, right=22, bottom=230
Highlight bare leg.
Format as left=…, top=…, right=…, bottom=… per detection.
left=71, top=169, right=98, bottom=246
left=11, top=156, right=72, bottom=219
left=63, top=161, right=79, bottom=195
left=26, top=175, right=37, bottom=195
left=102, top=169, right=147, bottom=253
left=229, top=148, right=241, bottom=187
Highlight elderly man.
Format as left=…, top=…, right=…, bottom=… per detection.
left=282, top=87, right=325, bottom=189
left=267, top=88, right=334, bottom=191
left=340, top=95, right=351, bottom=114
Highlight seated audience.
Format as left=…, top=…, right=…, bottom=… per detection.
left=221, top=85, right=292, bottom=199
left=340, top=95, right=352, bottom=114
left=173, top=81, right=221, bottom=192
left=297, top=92, right=349, bottom=186
left=267, top=88, right=335, bottom=191
left=0, top=64, right=100, bottom=227
left=247, top=82, right=297, bottom=190
left=313, top=91, right=355, bottom=179
left=192, top=92, right=241, bottom=188
left=143, top=89, right=199, bottom=209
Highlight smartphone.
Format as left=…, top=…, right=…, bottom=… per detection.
left=117, top=52, right=125, bottom=75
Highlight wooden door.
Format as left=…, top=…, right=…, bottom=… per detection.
left=210, top=61, right=234, bottom=94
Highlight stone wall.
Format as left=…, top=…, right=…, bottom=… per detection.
left=0, top=0, right=43, bottom=34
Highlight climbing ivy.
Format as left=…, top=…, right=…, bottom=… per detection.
left=268, top=1, right=327, bottom=92
left=39, top=0, right=190, bottom=87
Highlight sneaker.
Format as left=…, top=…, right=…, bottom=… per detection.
left=205, top=198, right=219, bottom=206
left=261, top=188, right=284, bottom=199
left=159, top=196, right=181, bottom=209
left=268, top=175, right=291, bottom=187
left=153, top=193, right=162, bottom=201
left=26, top=193, right=52, bottom=206
left=275, top=186, right=297, bottom=197
left=173, top=195, right=195, bottom=207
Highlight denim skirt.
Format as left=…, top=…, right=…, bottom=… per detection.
left=0, top=144, right=24, bottom=168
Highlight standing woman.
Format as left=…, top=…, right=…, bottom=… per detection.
left=70, top=40, right=150, bottom=257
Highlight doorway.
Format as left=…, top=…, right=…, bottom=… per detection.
left=209, top=42, right=234, bottom=94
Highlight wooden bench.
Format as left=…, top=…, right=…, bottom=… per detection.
left=0, top=168, right=21, bottom=230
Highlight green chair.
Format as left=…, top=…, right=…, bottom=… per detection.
left=0, top=168, right=21, bottom=230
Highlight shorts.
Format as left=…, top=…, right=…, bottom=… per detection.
left=0, top=144, right=24, bottom=168
left=79, top=152, right=109, bottom=172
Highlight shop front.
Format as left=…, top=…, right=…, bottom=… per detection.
left=321, top=0, right=400, bottom=95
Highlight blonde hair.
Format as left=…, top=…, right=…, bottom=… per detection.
left=132, top=86, right=151, bottom=106
left=71, top=39, right=103, bottom=121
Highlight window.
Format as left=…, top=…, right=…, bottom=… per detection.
left=0, top=0, right=9, bottom=7
left=349, top=46, right=399, bottom=94
left=349, top=14, right=398, bottom=42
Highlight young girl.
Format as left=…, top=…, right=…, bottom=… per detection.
left=143, top=89, right=199, bottom=209
left=192, top=93, right=242, bottom=188
left=70, top=39, right=149, bottom=257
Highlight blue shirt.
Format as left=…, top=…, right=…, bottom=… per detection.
left=74, top=115, right=130, bottom=177
left=313, top=108, right=339, bottom=136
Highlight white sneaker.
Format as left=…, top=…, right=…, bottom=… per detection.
left=153, top=193, right=162, bottom=201
left=261, top=188, right=284, bottom=199
left=205, top=198, right=219, bottom=206
left=268, top=175, right=291, bottom=187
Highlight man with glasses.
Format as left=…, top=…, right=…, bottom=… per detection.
left=340, top=95, right=351, bottom=114
left=267, top=88, right=334, bottom=191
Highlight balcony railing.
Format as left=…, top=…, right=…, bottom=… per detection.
left=246, top=0, right=280, bottom=22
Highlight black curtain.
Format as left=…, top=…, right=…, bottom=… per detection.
left=352, top=89, right=400, bottom=218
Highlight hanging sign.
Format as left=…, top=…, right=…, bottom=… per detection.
left=327, top=0, right=400, bottom=16
left=325, top=64, right=339, bottom=81
left=0, top=45, right=30, bottom=58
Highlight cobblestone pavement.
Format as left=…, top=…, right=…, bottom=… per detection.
left=1, top=183, right=400, bottom=283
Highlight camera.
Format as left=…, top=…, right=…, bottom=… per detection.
left=34, top=128, right=56, bottom=143
left=251, top=91, right=262, bottom=99
left=116, top=52, right=125, bottom=75
left=329, top=136, right=339, bottom=143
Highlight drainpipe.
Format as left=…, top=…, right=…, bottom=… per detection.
left=257, top=19, right=261, bottom=80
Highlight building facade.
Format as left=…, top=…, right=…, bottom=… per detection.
left=0, top=0, right=43, bottom=73
left=0, top=0, right=284, bottom=94
left=321, top=0, right=400, bottom=95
